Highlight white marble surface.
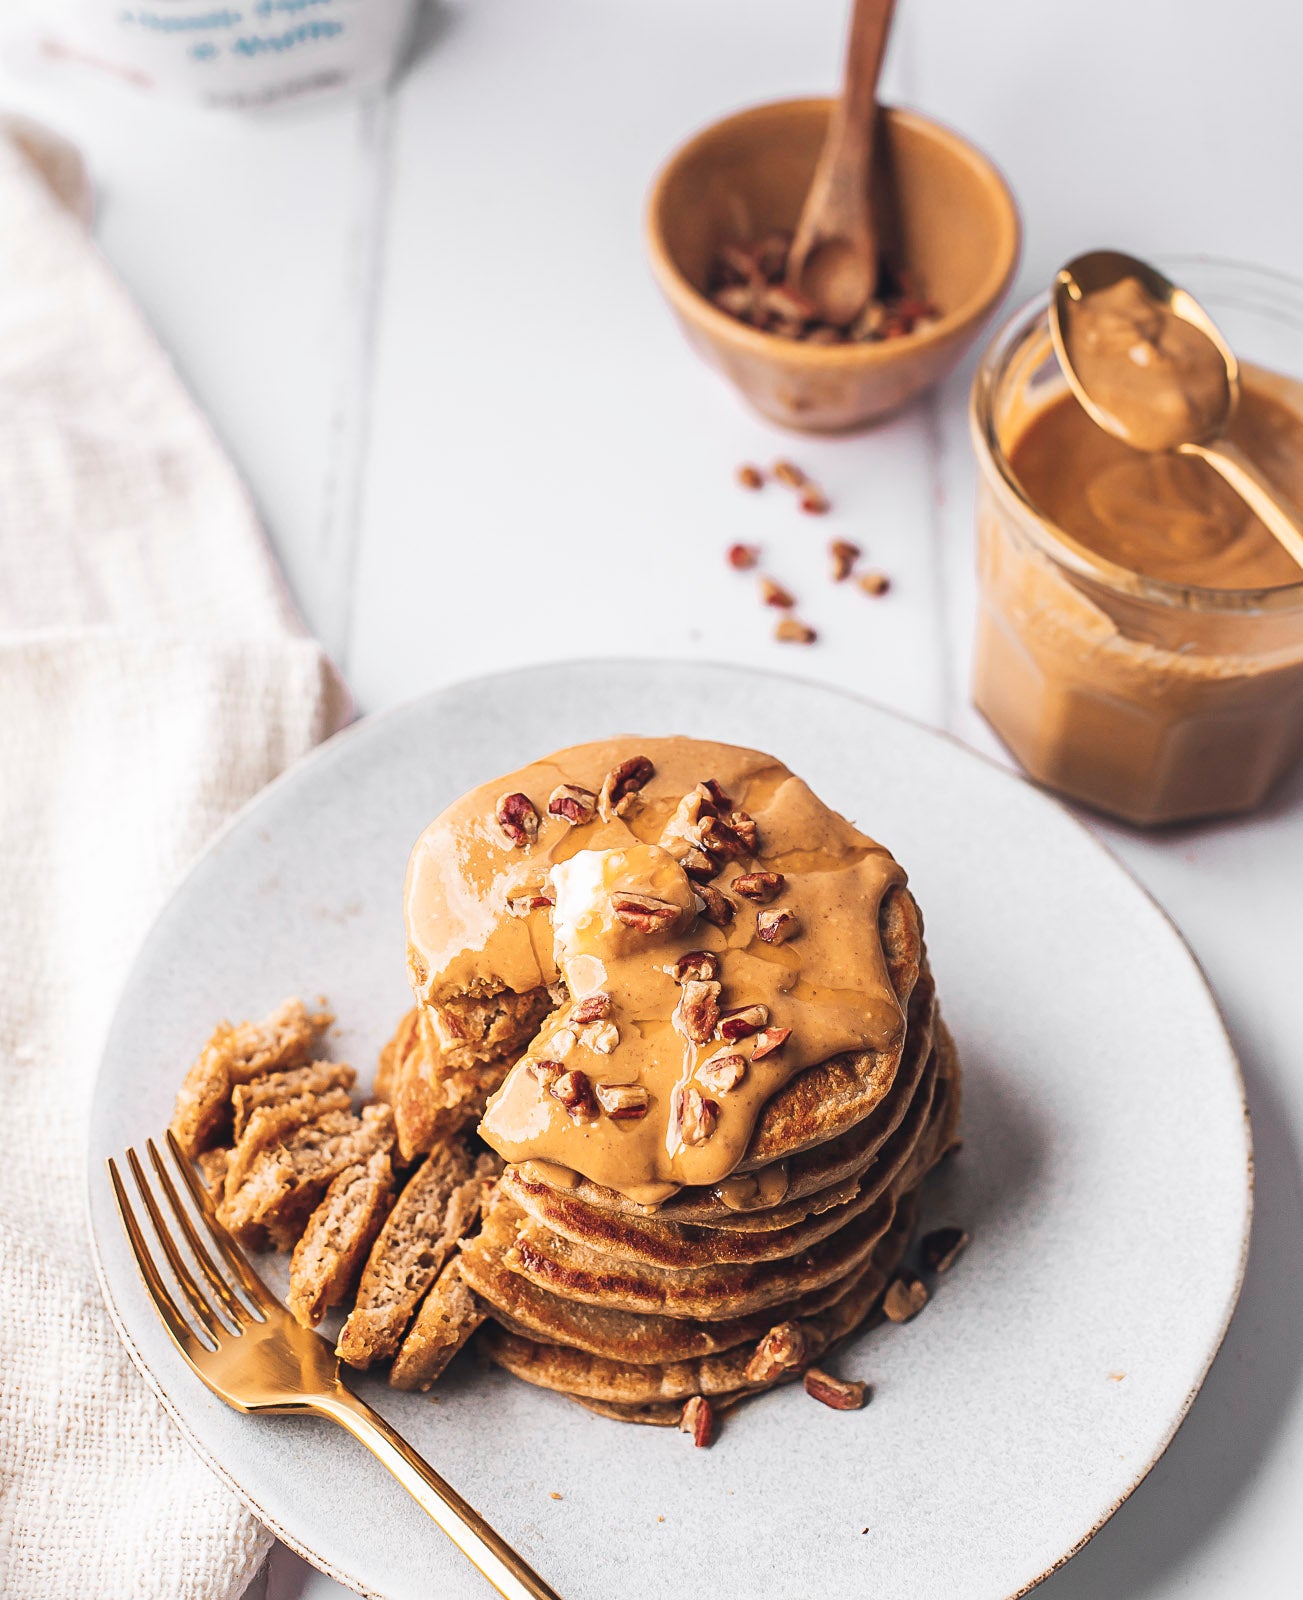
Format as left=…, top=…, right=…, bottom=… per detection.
left=3, top=1, right=1299, bottom=1594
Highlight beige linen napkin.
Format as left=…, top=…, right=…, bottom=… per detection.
left=0, top=124, right=350, bottom=1596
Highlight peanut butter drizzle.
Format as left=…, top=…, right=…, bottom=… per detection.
left=403, top=738, right=906, bottom=1206
left=1061, top=275, right=1230, bottom=452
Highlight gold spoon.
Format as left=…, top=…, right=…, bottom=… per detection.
left=786, top=0, right=897, bottom=327
left=1051, top=249, right=1303, bottom=573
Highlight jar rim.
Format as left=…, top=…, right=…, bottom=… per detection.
left=970, top=256, right=1303, bottom=614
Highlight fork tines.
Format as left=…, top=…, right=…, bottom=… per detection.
left=108, top=1133, right=272, bottom=1356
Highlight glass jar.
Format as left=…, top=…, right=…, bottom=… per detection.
left=970, top=258, right=1303, bottom=826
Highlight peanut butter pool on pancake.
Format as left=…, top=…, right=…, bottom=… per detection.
left=394, top=737, right=963, bottom=1428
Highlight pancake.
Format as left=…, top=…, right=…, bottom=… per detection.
left=498, top=1039, right=938, bottom=1270
left=480, top=1197, right=917, bottom=1407
left=519, top=964, right=938, bottom=1226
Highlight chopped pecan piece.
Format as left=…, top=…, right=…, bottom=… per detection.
left=579, top=1021, right=620, bottom=1055
left=830, top=539, right=860, bottom=581
left=736, top=464, right=764, bottom=490
left=611, top=891, right=681, bottom=932
left=495, top=792, right=539, bottom=847
left=506, top=891, right=554, bottom=918
left=745, top=1321, right=809, bottom=1383
left=699, top=813, right=751, bottom=862
left=774, top=617, right=817, bottom=644
left=727, top=542, right=760, bottom=571
left=799, top=489, right=830, bottom=515
left=920, top=1227, right=969, bottom=1273
left=732, top=870, right=782, bottom=903
left=728, top=811, right=759, bottom=852
left=697, top=1052, right=746, bottom=1096
left=674, top=979, right=721, bottom=1044
left=599, top=755, right=654, bottom=819
left=595, top=1081, right=649, bottom=1120
left=549, top=1069, right=598, bottom=1121
left=883, top=1270, right=929, bottom=1323
left=547, top=1028, right=577, bottom=1059
left=679, top=1395, right=715, bottom=1448
left=804, top=1368, right=868, bottom=1410
left=751, top=1027, right=791, bottom=1060
left=679, top=1086, right=718, bottom=1146
left=671, top=950, right=720, bottom=984
left=548, top=784, right=597, bottom=826
left=717, top=1003, right=768, bottom=1042
left=757, top=907, right=800, bottom=945
left=527, top=1059, right=565, bottom=1090
left=760, top=576, right=795, bottom=609
left=571, top=991, right=613, bottom=1024
left=696, top=884, right=735, bottom=928
left=681, top=845, right=719, bottom=883
left=701, top=778, right=733, bottom=812
left=772, top=460, right=806, bottom=489
left=858, top=569, right=891, bottom=597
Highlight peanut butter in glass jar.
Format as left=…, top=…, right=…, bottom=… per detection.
left=969, top=261, right=1303, bottom=826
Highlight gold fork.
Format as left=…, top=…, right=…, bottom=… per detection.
left=108, top=1132, right=562, bottom=1600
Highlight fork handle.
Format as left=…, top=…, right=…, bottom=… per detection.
left=317, top=1390, right=563, bottom=1600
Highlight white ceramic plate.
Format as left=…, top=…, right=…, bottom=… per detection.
left=88, top=662, right=1251, bottom=1600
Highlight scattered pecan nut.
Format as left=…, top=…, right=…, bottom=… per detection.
left=595, top=1081, right=649, bottom=1120
left=799, top=489, right=830, bottom=515
left=760, top=576, right=795, bottom=609
left=772, top=460, right=807, bottom=489
left=727, top=542, right=760, bottom=571
left=571, top=991, right=613, bottom=1024
left=697, top=1051, right=746, bottom=1096
left=611, top=891, right=681, bottom=933
left=679, top=1086, right=718, bottom=1146
left=804, top=1367, right=868, bottom=1411
left=751, top=1027, right=790, bottom=1060
left=717, top=1003, right=768, bottom=1042
left=675, top=979, right=722, bottom=1044
left=883, top=1270, right=929, bottom=1323
left=527, top=1059, right=565, bottom=1090
left=728, top=811, right=759, bottom=852
left=495, top=792, right=539, bottom=847
left=732, top=870, right=783, bottom=903
left=681, top=845, right=719, bottom=883
left=548, top=783, right=597, bottom=826
left=745, top=1321, right=809, bottom=1384
left=679, top=1395, right=714, bottom=1448
left=774, top=617, right=817, bottom=644
left=701, top=778, right=734, bottom=812
left=699, top=813, right=751, bottom=862
left=858, top=570, right=891, bottom=597
left=672, top=950, right=720, bottom=984
left=599, top=755, right=654, bottom=819
left=737, top=464, right=764, bottom=490
left=757, top=907, right=800, bottom=945
left=696, top=884, right=735, bottom=928
left=920, top=1226, right=969, bottom=1274
left=549, top=1068, right=598, bottom=1121
left=830, top=539, right=861, bottom=582
left=547, top=1028, right=577, bottom=1059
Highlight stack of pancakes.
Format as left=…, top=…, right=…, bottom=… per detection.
left=457, top=887, right=960, bottom=1423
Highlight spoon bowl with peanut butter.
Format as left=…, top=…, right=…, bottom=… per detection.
left=1051, top=249, right=1303, bottom=571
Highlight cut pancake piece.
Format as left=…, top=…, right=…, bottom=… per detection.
left=289, top=1148, right=396, bottom=1328
left=506, top=1188, right=896, bottom=1321
left=232, top=1060, right=356, bottom=1141
left=482, top=1198, right=915, bottom=1407
left=499, top=1045, right=937, bottom=1270
left=390, top=1003, right=547, bottom=1164
left=389, top=1259, right=486, bottom=1391
left=336, top=1144, right=500, bottom=1369
left=170, top=997, right=330, bottom=1158
left=218, top=1103, right=394, bottom=1250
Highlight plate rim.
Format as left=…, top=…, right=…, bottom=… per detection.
left=86, top=657, right=1254, bottom=1600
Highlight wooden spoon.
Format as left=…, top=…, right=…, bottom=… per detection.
left=786, top=0, right=897, bottom=328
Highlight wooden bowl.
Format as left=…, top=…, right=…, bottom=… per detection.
left=646, top=98, right=1021, bottom=433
